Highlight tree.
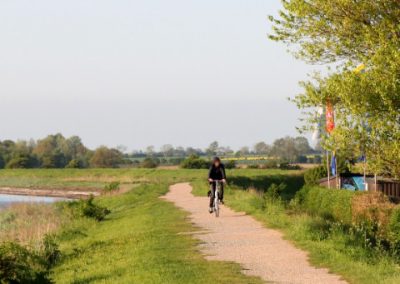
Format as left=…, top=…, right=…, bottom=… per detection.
left=206, top=141, right=219, bottom=156
left=270, top=137, right=297, bottom=162
left=160, top=144, right=174, bottom=158
left=90, top=146, right=123, bottom=168
left=270, top=0, right=400, bottom=177
left=236, top=146, right=250, bottom=156
left=145, top=146, right=155, bottom=157
left=253, top=142, right=270, bottom=155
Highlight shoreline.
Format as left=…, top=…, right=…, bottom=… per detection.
left=0, top=187, right=101, bottom=199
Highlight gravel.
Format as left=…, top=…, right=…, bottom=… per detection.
left=163, top=183, right=347, bottom=284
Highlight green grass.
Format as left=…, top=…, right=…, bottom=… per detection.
left=191, top=178, right=400, bottom=284
left=51, top=182, right=262, bottom=284
left=4, top=168, right=400, bottom=283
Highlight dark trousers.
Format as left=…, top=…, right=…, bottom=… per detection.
left=209, top=182, right=224, bottom=207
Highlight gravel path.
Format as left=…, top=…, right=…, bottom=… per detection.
left=163, top=183, right=347, bottom=284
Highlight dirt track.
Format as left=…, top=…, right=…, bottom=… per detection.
left=163, top=183, right=347, bottom=284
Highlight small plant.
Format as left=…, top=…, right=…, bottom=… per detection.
left=81, top=196, right=111, bottom=221
left=265, top=183, right=286, bottom=201
left=103, top=181, right=120, bottom=193
left=41, top=234, right=61, bottom=268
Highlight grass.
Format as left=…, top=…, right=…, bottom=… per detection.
left=51, top=182, right=262, bottom=284
left=0, top=203, right=62, bottom=249
left=3, top=168, right=400, bottom=283
left=191, top=176, right=400, bottom=284
left=0, top=169, right=267, bottom=283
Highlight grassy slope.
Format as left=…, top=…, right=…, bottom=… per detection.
left=49, top=175, right=262, bottom=283
left=4, top=168, right=400, bottom=283
left=191, top=176, right=400, bottom=284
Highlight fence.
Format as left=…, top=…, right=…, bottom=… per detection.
left=319, top=175, right=400, bottom=201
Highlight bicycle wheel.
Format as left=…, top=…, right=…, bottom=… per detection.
left=214, top=189, right=219, bottom=217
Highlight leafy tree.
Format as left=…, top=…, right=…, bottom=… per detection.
left=270, top=0, right=400, bottom=177
left=90, top=146, right=123, bottom=168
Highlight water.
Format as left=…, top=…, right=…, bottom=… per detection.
left=0, top=194, right=66, bottom=209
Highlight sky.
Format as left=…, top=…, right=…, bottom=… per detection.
left=0, top=0, right=318, bottom=151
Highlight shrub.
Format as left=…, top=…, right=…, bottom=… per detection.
left=388, top=207, right=400, bottom=251
left=0, top=242, right=49, bottom=283
left=66, top=196, right=111, bottom=221
left=247, top=164, right=259, bottom=169
left=181, top=155, right=210, bottom=169
left=295, top=186, right=354, bottom=224
left=65, top=159, right=83, bottom=169
left=139, top=157, right=159, bottom=168
left=224, top=160, right=236, bottom=169
left=265, top=183, right=287, bottom=201
left=304, top=166, right=327, bottom=185
left=0, top=155, right=5, bottom=169
left=103, top=181, right=121, bottom=193
left=279, top=162, right=301, bottom=170
left=6, top=154, right=37, bottom=169
left=90, top=146, right=123, bottom=168
left=41, top=234, right=61, bottom=268
left=81, top=196, right=111, bottom=221
left=260, top=160, right=279, bottom=169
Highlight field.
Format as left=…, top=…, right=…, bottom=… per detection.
left=1, top=168, right=400, bottom=283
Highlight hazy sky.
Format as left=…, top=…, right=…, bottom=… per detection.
left=0, top=0, right=317, bottom=151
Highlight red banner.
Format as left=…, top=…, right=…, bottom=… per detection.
left=326, top=101, right=335, bottom=134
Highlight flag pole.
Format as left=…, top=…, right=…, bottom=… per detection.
left=326, top=150, right=330, bottom=189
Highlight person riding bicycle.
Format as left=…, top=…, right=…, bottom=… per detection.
left=208, top=157, right=226, bottom=213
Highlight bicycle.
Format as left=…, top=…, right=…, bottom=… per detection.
left=210, top=180, right=223, bottom=217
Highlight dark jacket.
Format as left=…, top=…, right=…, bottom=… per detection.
left=208, top=164, right=226, bottom=181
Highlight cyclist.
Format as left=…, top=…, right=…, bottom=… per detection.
left=208, top=157, right=226, bottom=213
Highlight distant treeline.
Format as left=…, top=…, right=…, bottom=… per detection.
left=132, top=137, right=319, bottom=164
left=0, top=134, right=123, bottom=169
left=0, top=134, right=319, bottom=169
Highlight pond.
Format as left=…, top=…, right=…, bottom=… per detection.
left=0, top=194, right=67, bottom=209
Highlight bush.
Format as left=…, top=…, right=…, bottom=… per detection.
left=389, top=207, right=400, bottom=251
left=295, top=186, right=354, bottom=224
left=181, top=155, right=210, bottom=169
left=67, top=196, right=111, bottom=221
left=139, top=157, right=159, bottom=168
left=103, top=181, right=120, bottom=193
left=304, top=166, right=327, bottom=185
left=265, top=183, right=287, bottom=201
left=279, top=162, right=301, bottom=170
left=41, top=234, right=61, bottom=268
left=247, top=164, right=259, bottom=169
left=260, top=160, right=279, bottom=169
left=81, top=196, right=111, bottom=221
left=6, top=154, right=37, bottom=169
left=65, top=159, right=83, bottom=169
left=224, top=160, right=236, bottom=169
left=0, top=242, right=50, bottom=283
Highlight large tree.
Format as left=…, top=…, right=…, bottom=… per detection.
left=90, top=146, right=123, bottom=168
left=270, top=0, right=400, bottom=177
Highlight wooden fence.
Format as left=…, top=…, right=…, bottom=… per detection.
left=319, top=175, right=400, bottom=201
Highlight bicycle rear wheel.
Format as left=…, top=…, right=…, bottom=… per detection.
left=214, top=190, right=219, bottom=217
